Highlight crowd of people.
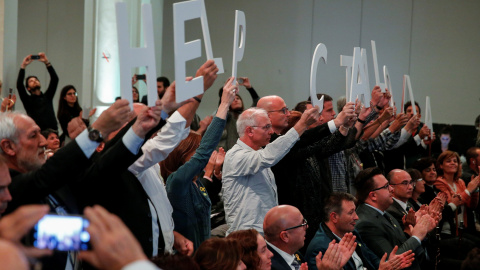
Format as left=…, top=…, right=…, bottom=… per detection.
left=0, top=53, right=479, bottom=270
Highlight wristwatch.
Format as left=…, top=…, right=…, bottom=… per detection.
left=88, top=127, right=103, bottom=142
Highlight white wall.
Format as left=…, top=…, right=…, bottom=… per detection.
left=161, top=0, right=480, bottom=125
left=6, top=0, right=480, bottom=126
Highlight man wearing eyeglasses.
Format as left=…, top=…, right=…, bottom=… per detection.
left=354, top=167, right=436, bottom=270
left=263, top=205, right=308, bottom=270
left=386, top=169, right=417, bottom=229
left=222, top=107, right=318, bottom=235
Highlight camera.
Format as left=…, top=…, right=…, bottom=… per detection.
left=29, top=214, right=90, bottom=251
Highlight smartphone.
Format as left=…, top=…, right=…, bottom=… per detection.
left=136, top=74, right=146, bottom=80
left=8, top=88, right=13, bottom=99
left=31, top=55, right=41, bottom=60
left=31, top=214, right=90, bottom=251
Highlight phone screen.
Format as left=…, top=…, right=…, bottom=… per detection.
left=33, top=214, right=90, bottom=251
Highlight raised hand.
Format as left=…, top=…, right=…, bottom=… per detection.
left=203, top=150, right=217, bottom=181
left=238, top=77, right=252, bottom=88
left=295, top=106, right=320, bottom=134
left=195, top=59, right=219, bottom=91
left=132, top=100, right=162, bottom=138
left=161, top=81, right=194, bottom=115
left=21, top=55, right=33, bottom=69
left=92, top=99, right=132, bottom=139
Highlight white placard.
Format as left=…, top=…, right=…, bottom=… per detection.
left=310, top=43, right=327, bottom=112
left=383, top=66, right=394, bottom=108
left=350, top=47, right=371, bottom=106
left=115, top=3, right=157, bottom=109
left=231, top=10, right=246, bottom=84
left=340, top=55, right=352, bottom=102
left=403, top=75, right=417, bottom=115
left=173, top=0, right=204, bottom=103
left=198, top=0, right=224, bottom=73
left=425, top=96, right=433, bottom=137
left=371, top=40, right=386, bottom=93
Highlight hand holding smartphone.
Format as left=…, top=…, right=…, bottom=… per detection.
left=31, top=214, right=90, bottom=251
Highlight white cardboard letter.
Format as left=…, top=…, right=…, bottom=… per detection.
left=231, top=10, right=246, bottom=83
left=310, top=43, right=327, bottom=112
left=403, top=75, right=417, bottom=115
left=371, top=40, right=386, bottom=93
left=350, top=47, right=371, bottom=106
left=340, top=55, right=352, bottom=102
left=383, top=66, right=394, bottom=108
left=116, top=3, right=157, bottom=109
left=173, top=0, right=203, bottom=103
left=425, top=96, right=433, bottom=137
left=198, top=0, right=224, bottom=73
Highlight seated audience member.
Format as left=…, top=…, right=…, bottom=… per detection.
left=227, top=229, right=274, bottom=270
left=194, top=238, right=246, bottom=270
left=16, top=53, right=59, bottom=131
left=354, top=167, right=436, bottom=269
left=306, top=192, right=414, bottom=270
left=263, top=205, right=309, bottom=269
left=41, top=128, right=60, bottom=158
left=57, top=84, right=95, bottom=141
left=434, top=151, right=480, bottom=240
left=222, top=106, right=318, bottom=235
left=161, top=78, right=237, bottom=250
left=217, top=76, right=260, bottom=151
left=406, top=168, right=425, bottom=211
left=386, top=169, right=417, bottom=228
left=411, top=157, right=439, bottom=204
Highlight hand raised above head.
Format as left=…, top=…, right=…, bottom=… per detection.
left=161, top=81, right=195, bottom=115
left=92, top=99, right=131, bottom=139
left=195, top=59, right=219, bottom=91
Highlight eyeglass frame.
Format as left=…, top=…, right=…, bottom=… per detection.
left=283, top=218, right=308, bottom=231
left=390, top=180, right=415, bottom=187
left=251, top=124, right=272, bottom=131
left=268, top=107, right=289, bottom=115
left=371, top=182, right=390, bottom=192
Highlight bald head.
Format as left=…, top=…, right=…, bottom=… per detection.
left=264, top=205, right=302, bottom=241
left=257, top=96, right=290, bottom=134
left=387, top=169, right=413, bottom=202
left=0, top=240, right=29, bottom=270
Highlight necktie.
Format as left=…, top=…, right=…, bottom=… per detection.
left=291, top=259, right=300, bottom=270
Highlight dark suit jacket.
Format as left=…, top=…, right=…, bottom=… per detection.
left=305, top=223, right=379, bottom=270
left=386, top=199, right=415, bottom=230
left=267, top=243, right=303, bottom=270
left=355, top=204, right=424, bottom=270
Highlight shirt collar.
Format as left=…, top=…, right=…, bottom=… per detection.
left=365, top=203, right=385, bottom=215
left=393, top=197, right=408, bottom=211
left=266, top=241, right=296, bottom=266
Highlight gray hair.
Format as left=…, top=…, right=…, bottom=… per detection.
left=0, top=112, right=22, bottom=154
left=236, top=107, right=269, bottom=137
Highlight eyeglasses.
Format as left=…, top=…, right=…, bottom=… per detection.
left=268, top=107, right=289, bottom=115
left=251, top=124, right=272, bottom=131
left=283, top=218, right=308, bottom=231
left=390, top=180, right=415, bottom=187
left=371, top=182, right=390, bottom=192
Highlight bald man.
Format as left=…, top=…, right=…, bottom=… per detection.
left=263, top=205, right=307, bottom=270
left=386, top=169, right=416, bottom=229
